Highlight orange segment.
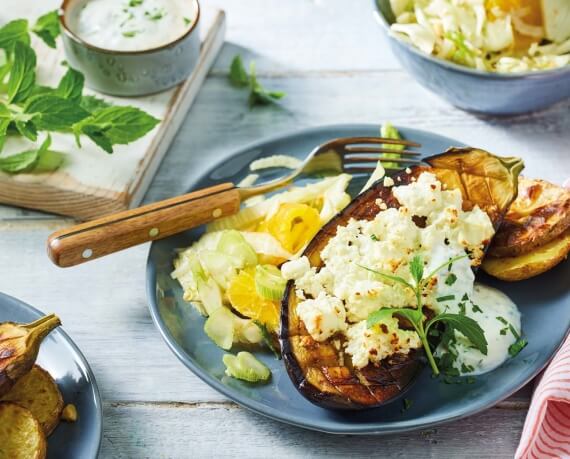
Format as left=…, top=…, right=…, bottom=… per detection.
left=227, top=268, right=280, bottom=332
left=265, top=203, right=321, bottom=253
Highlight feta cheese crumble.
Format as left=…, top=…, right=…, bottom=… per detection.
left=285, top=172, right=496, bottom=369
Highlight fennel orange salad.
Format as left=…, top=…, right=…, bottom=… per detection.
left=171, top=124, right=400, bottom=382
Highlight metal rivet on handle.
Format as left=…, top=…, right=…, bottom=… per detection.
left=82, top=249, right=93, bottom=259
left=149, top=228, right=159, bottom=237
left=212, top=208, right=222, bottom=218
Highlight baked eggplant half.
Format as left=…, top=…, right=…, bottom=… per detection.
left=280, top=148, right=523, bottom=410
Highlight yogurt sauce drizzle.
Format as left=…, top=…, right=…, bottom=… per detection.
left=436, top=283, right=522, bottom=376
left=71, top=0, right=196, bottom=51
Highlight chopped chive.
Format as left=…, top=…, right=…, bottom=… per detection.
left=122, top=30, right=138, bottom=38
left=471, top=303, right=482, bottom=313
left=445, top=273, right=457, bottom=286
left=496, top=316, right=508, bottom=325
left=508, top=338, right=528, bottom=357
left=436, top=295, right=455, bottom=302
left=370, top=234, right=379, bottom=241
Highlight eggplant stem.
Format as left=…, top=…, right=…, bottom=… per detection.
left=25, top=314, right=61, bottom=340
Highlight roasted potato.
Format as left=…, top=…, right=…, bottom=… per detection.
left=1, top=365, right=63, bottom=436
left=0, top=402, right=47, bottom=459
left=489, top=177, right=570, bottom=257
left=483, top=230, right=570, bottom=281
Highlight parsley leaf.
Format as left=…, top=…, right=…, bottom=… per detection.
left=32, top=10, right=60, bottom=48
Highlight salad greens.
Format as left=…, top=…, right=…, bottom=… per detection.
left=229, top=55, right=286, bottom=107
left=0, top=11, right=159, bottom=174
left=363, top=254, right=488, bottom=376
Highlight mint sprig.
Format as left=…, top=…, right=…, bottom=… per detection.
left=228, top=54, right=286, bottom=107
left=0, top=12, right=160, bottom=174
left=363, top=254, right=488, bottom=376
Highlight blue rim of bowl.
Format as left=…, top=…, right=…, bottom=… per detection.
left=146, top=123, right=569, bottom=434
left=0, top=292, right=103, bottom=456
left=59, top=0, right=200, bottom=55
left=373, top=0, right=570, bottom=80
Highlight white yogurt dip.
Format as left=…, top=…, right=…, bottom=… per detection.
left=70, top=0, right=197, bottom=51
left=436, top=283, right=522, bottom=376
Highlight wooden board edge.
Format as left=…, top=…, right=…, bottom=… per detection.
left=127, top=9, right=227, bottom=209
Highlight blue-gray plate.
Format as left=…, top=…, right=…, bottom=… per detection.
left=0, top=293, right=102, bottom=457
left=147, top=124, right=570, bottom=434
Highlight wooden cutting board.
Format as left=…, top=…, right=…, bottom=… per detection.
left=0, top=4, right=225, bottom=221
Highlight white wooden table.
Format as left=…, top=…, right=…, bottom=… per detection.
left=1, top=1, right=569, bottom=457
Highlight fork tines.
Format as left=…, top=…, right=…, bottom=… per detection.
left=340, top=136, right=422, bottom=171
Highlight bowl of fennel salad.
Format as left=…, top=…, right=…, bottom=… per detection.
left=374, top=0, right=570, bottom=114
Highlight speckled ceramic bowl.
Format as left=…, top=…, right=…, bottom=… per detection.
left=374, top=0, right=570, bottom=115
left=59, top=0, right=201, bottom=96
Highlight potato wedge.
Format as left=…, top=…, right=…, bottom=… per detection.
left=0, top=402, right=47, bottom=459
left=1, top=365, right=63, bottom=436
left=489, top=178, right=570, bottom=257
left=482, top=230, right=570, bottom=281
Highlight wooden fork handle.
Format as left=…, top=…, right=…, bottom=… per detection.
left=47, top=183, right=241, bottom=268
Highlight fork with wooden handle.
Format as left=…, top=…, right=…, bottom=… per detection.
left=47, top=136, right=421, bottom=267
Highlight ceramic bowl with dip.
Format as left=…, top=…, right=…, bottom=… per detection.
left=59, top=0, right=200, bottom=96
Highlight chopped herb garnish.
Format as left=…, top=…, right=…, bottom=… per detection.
left=445, top=273, right=457, bottom=286
left=496, top=316, right=508, bottom=325
left=465, top=376, right=477, bottom=384
left=471, top=303, right=482, bottom=313
left=184, top=17, right=192, bottom=26
left=128, top=0, right=143, bottom=6
left=458, top=302, right=466, bottom=315
left=461, top=293, right=469, bottom=301
left=460, top=363, right=474, bottom=373
left=402, top=398, right=413, bottom=412
left=122, top=30, right=138, bottom=38
left=437, top=295, right=455, bottom=302
left=509, top=338, right=528, bottom=357
left=370, top=234, right=379, bottom=241
left=509, top=324, right=520, bottom=339
left=145, top=9, right=165, bottom=20
left=500, top=328, right=508, bottom=335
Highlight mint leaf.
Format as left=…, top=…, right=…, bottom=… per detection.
left=248, top=62, right=285, bottom=107
left=80, top=95, right=112, bottom=113
left=0, top=133, right=51, bottom=174
left=32, top=10, right=60, bottom=48
left=55, top=67, right=84, bottom=101
left=229, top=55, right=249, bottom=87
left=0, top=19, right=30, bottom=51
left=15, top=120, right=38, bottom=141
left=427, top=313, right=488, bottom=356
left=409, top=255, right=424, bottom=285
left=25, top=95, right=89, bottom=130
left=358, top=264, right=415, bottom=291
left=74, top=106, right=159, bottom=153
left=367, top=307, right=422, bottom=329
left=77, top=106, right=159, bottom=143
left=7, top=42, right=36, bottom=103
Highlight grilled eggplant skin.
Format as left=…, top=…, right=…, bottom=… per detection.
left=280, top=148, right=523, bottom=410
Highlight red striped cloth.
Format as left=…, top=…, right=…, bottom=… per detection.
left=516, top=333, right=570, bottom=459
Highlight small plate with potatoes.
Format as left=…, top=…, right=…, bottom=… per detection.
left=0, top=293, right=101, bottom=459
